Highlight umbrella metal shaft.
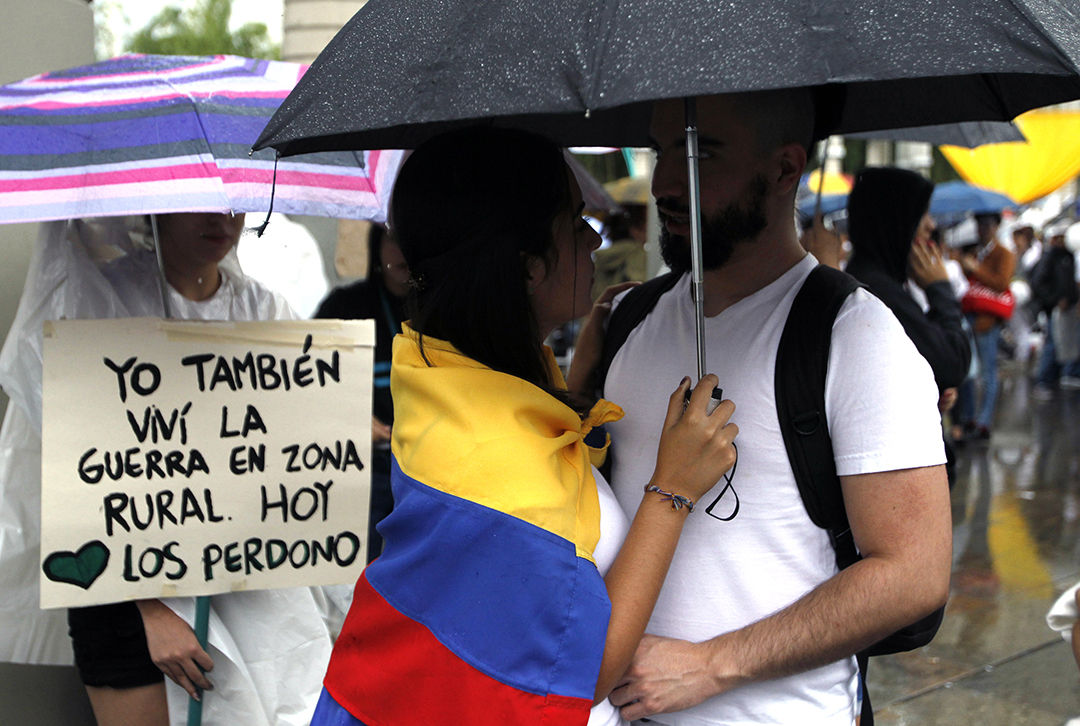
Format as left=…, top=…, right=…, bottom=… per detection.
left=150, top=214, right=210, bottom=723
left=813, top=137, right=831, bottom=219
left=684, top=98, right=707, bottom=381
left=150, top=215, right=173, bottom=320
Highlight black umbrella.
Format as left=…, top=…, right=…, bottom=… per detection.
left=846, top=120, right=1027, bottom=148
left=255, top=0, right=1080, bottom=155
left=254, top=0, right=1080, bottom=376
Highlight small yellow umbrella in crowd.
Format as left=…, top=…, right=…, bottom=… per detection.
left=803, top=168, right=853, bottom=196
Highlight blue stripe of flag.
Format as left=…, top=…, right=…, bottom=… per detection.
left=365, top=456, right=609, bottom=701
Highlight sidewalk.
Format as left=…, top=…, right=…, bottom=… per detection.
left=871, top=366, right=1080, bottom=724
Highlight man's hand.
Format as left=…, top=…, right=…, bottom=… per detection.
left=801, top=215, right=844, bottom=270
left=566, top=281, right=640, bottom=395
left=608, top=634, right=736, bottom=720
left=938, top=387, right=958, bottom=413
left=609, top=465, right=950, bottom=721
left=372, top=415, right=392, bottom=444
left=136, top=599, right=214, bottom=701
left=909, top=239, right=949, bottom=289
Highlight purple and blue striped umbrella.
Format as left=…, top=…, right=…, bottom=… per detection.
left=0, top=53, right=402, bottom=224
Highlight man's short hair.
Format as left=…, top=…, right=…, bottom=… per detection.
left=732, top=88, right=816, bottom=156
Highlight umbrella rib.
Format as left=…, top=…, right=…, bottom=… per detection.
left=582, top=0, right=623, bottom=112
left=1001, top=0, right=1080, bottom=74
left=162, top=73, right=231, bottom=205
left=978, top=73, right=1019, bottom=122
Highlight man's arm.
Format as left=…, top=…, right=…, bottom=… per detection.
left=609, top=464, right=952, bottom=720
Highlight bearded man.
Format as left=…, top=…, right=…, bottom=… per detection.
left=599, top=91, right=952, bottom=725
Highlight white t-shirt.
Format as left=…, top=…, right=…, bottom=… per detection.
left=589, top=466, right=632, bottom=726
left=604, top=255, right=945, bottom=726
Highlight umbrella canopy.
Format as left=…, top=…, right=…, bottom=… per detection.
left=930, top=180, right=1018, bottom=216
left=0, top=53, right=402, bottom=225
left=941, top=108, right=1080, bottom=204
left=796, top=193, right=849, bottom=222
left=255, top=0, right=1080, bottom=155
left=846, top=120, right=1026, bottom=148
left=800, top=170, right=853, bottom=196
left=565, top=153, right=623, bottom=216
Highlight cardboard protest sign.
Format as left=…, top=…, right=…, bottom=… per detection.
left=39, top=318, right=374, bottom=608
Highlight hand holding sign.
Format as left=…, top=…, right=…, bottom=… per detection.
left=136, top=598, right=215, bottom=701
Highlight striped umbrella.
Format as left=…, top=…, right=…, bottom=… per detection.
left=0, top=54, right=402, bottom=225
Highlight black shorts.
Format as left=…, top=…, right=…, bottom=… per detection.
left=68, top=602, right=163, bottom=688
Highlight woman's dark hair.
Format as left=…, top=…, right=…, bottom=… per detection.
left=390, top=126, right=571, bottom=392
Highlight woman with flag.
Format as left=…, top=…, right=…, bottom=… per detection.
left=310, top=126, right=739, bottom=726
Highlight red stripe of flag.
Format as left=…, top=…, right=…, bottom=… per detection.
left=324, top=574, right=592, bottom=726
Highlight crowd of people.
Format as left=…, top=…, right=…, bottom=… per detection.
left=806, top=184, right=1080, bottom=446
left=2, top=87, right=1077, bottom=726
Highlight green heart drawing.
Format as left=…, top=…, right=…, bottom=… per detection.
left=42, top=541, right=110, bottom=590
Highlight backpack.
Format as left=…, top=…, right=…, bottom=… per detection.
left=598, top=264, right=945, bottom=725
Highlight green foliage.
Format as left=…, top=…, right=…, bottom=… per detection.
left=126, top=0, right=280, bottom=60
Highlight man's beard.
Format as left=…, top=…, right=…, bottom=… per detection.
left=659, top=174, right=769, bottom=273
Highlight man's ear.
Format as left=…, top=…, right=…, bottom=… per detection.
left=774, top=142, right=808, bottom=197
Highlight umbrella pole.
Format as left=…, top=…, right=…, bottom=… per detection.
left=150, top=215, right=173, bottom=319
left=684, top=98, right=707, bottom=380
left=185, top=596, right=211, bottom=726
left=813, top=137, right=831, bottom=219
left=150, top=215, right=210, bottom=723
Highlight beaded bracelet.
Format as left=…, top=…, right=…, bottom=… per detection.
left=644, top=483, right=695, bottom=513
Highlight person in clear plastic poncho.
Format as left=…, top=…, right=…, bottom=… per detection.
left=0, top=213, right=350, bottom=726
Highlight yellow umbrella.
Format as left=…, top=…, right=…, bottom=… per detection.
left=802, top=169, right=853, bottom=196
left=941, top=108, right=1080, bottom=204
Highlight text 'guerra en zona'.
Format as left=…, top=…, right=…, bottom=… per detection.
left=77, top=439, right=365, bottom=483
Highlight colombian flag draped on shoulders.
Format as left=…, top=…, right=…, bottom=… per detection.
left=316, top=324, right=623, bottom=725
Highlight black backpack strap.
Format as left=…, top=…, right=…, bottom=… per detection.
left=778, top=266, right=946, bottom=673
left=774, top=264, right=862, bottom=571
left=776, top=264, right=876, bottom=721
left=596, top=271, right=682, bottom=394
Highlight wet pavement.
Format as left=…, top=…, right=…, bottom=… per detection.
left=870, top=359, right=1080, bottom=724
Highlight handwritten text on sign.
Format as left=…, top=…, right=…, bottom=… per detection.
left=39, top=318, right=374, bottom=608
